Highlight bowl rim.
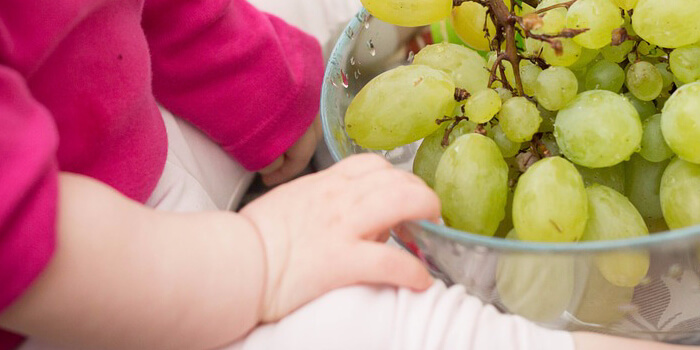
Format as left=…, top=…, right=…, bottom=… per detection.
left=321, top=8, right=700, bottom=253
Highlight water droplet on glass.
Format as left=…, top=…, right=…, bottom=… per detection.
left=330, top=77, right=338, bottom=88
left=407, top=51, right=415, bottom=63
left=367, top=39, right=376, bottom=56
left=350, top=56, right=356, bottom=66
left=346, top=28, right=355, bottom=39
left=340, top=69, right=349, bottom=88
left=354, top=70, right=361, bottom=79
left=364, top=21, right=370, bottom=29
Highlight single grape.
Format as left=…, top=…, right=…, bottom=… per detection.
left=567, top=0, right=623, bottom=49
left=535, top=66, right=578, bottom=111
left=576, top=163, right=626, bottom=194
left=639, top=114, right=675, bottom=162
left=632, top=0, right=700, bottom=48
left=625, top=155, right=670, bottom=232
left=610, top=0, right=638, bottom=10
left=670, top=45, right=700, bottom=85
left=585, top=59, right=626, bottom=92
left=555, top=90, right=642, bottom=168
left=572, top=263, right=635, bottom=326
left=413, top=43, right=490, bottom=94
left=623, top=92, right=656, bottom=121
left=513, top=157, right=588, bottom=242
left=451, top=2, right=495, bottom=51
left=361, top=0, right=452, bottom=27
left=520, top=60, right=543, bottom=96
left=491, top=124, right=521, bottom=158
left=626, top=61, right=664, bottom=101
left=497, top=253, right=575, bottom=322
left=499, top=97, right=542, bottom=142
left=581, top=184, right=650, bottom=287
left=435, top=134, right=508, bottom=235
left=413, top=121, right=477, bottom=187
left=655, top=62, right=675, bottom=91
left=661, top=158, right=700, bottom=229
left=345, top=65, right=456, bottom=150
left=661, top=82, right=700, bottom=163
left=465, top=89, right=502, bottom=124
left=542, top=38, right=583, bottom=67
left=600, top=41, right=636, bottom=63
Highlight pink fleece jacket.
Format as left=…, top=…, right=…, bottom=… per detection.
left=0, top=0, right=323, bottom=347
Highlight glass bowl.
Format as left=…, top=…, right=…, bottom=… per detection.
left=321, top=8, right=700, bottom=344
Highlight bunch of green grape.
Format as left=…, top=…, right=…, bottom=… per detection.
left=346, top=0, right=700, bottom=316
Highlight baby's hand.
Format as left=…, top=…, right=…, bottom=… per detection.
left=259, top=116, right=322, bottom=186
left=240, top=154, right=440, bottom=322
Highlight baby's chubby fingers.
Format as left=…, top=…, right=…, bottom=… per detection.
left=343, top=170, right=441, bottom=240
left=339, top=243, right=434, bottom=291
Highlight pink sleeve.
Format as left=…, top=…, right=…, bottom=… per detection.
left=142, top=0, right=324, bottom=171
left=0, top=66, right=59, bottom=313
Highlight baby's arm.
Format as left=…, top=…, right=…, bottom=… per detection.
left=228, top=282, right=696, bottom=350
left=0, top=173, right=267, bottom=350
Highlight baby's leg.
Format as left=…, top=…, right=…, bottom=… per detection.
left=223, top=282, right=574, bottom=350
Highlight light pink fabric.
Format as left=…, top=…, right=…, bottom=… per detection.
left=0, top=0, right=322, bottom=347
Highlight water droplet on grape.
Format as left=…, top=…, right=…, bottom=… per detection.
left=340, top=69, right=349, bottom=88
left=367, top=39, right=376, bottom=56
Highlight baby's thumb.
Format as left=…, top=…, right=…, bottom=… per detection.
left=348, top=243, right=434, bottom=291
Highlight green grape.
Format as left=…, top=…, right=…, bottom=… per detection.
left=626, top=61, right=664, bottom=101
left=413, top=43, right=490, bottom=94
left=576, top=163, right=626, bottom=194
left=655, top=62, right=675, bottom=90
left=661, top=158, right=700, bottom=229
left=601, top=41, right=636, bottom=63
left=538, top=105, right=557, bottom=133
left=567, top=0, right=623, bottom=49
left=361, top=0, right=452, bottom=27
left=499, top=97, right=542, bottom=142
left=542, top=38, right=583, bottom=67
left=581, top=185, right=650, bottom=287
left=623, top=92, right=657, bottom=121
left=639, top=114, right=675, bottom=162
left=513, top=157, right=588, bottom=242
left=571, top=67, right=588, bottom=93
left=465, top=89, right=502, bottom=123
left=625, top=155, right=669, bottom=231
left=491, top=124, right=521, bottom=158
left=555, top=90, right=642, bottom=168
left=661, top=82, right=700, bottom=163
left=533, top=2, right=567, bottom=36
left=632, top=0, right=700, bottom=48
left=520, top=60, right=543, bottom=96
left=497, top=253, right=575, bottom=322
left=569, top=48, right=600, bottom=70
left=610, top=0, right=638, bottom=10
left=523, top=37, right=544, bottom=57
left=572, top=263, right=635, bottom=325
left=637, top=41, right=665, bottom=58
left=435, top=134, right=508, bottom=235
left=622, top=11, right=636, bottom=37
left=413, top=121, right=477, bottom=187
left=585, top=59, right=626, bottom=92
left=451, top=2, right=495, bottom=51
left=345, top=65, right=456, bottom=150
left=535, top=66, right=578, bottom=111
left=670, top=45, right=700, bottom=85
left=495, top=87, right=513, bottom=103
